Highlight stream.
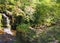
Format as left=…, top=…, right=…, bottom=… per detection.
left=0, top=13, right=16, bottom=43
left=0, top=34, right=16, bottom=43
left=2, top=13, right=13, bottom=35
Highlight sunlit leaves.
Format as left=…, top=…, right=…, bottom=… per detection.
left=0, top=13, right=2, bottom=27
left=24, top=6, right=35, bottom=22
left=43, top=0, right=51, bottom=4
left=8, top=0, right=15, bottom=5
left=0, top=13, right=2, bottom=20
left=0, top=0, right=60, bottom=25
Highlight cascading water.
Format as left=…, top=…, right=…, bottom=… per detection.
left=2, top=14, right=13, bottom=35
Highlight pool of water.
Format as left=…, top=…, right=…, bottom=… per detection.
left=0, top=34, right=16, bottom=43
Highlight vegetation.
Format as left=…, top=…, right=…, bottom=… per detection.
left=0, top=0, right=60, bottom=43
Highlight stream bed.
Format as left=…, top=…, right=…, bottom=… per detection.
left=0, top=34, right=16, bottom=43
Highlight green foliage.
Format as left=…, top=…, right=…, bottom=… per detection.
left=0, top=0, right=59, bottom=25
left=16, top=24, right=60, bottom=43
left=17, top=23, right=30, bottom=33
left=0, top=13, right=2, bottom=28
left=33, top=0, right=60, bottom=25
left=16, top=0, right=60, bottom=43
left=41, top=25, right=60, bottom=43
left=0, top=0, right=60, bottom=43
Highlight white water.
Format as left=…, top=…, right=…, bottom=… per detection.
left=2, top=14, right=13, bottom=35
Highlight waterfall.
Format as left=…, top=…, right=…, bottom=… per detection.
left=2, top=14, right=13, bottom=35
